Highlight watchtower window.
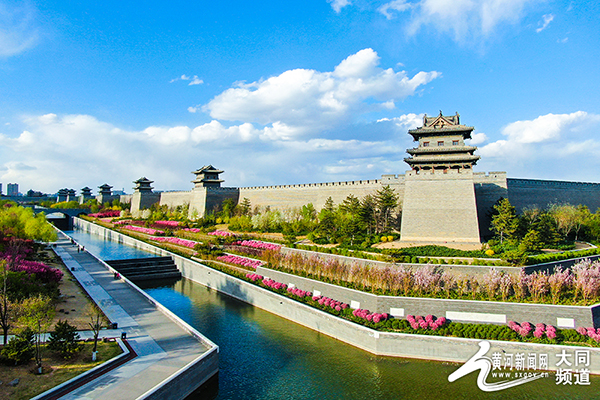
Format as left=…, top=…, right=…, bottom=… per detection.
left=423, top=141, right=429, bottom=147
left=452, top=140, right=459, bottom=146
left=437, top=141, right=444, bottom=146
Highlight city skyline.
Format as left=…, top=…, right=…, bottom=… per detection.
left=0, top=0, right=599, bottom=193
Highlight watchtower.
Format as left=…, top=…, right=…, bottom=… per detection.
left=130, top=177, right=161, bottom=217
left=400, top=112, right=482, bottom=248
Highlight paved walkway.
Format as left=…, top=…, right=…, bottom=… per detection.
left=51, top=236, right=214, bottom=399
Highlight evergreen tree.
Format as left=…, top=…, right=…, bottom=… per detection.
left=490, top=198, right=519, bottom=244
left=374, top=185, right=399, bottom=233
left=48, top=320, right=83, bottom=359
left=317, top=197, right=337, bottom=242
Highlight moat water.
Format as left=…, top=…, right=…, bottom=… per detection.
left=66, top=229, right=600, bottom=399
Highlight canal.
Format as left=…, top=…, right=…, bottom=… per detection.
left=65, top=229, right=600, bottom=399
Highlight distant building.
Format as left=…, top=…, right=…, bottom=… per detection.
left=26, top=189, right=44, bottom=197
left=7, top=183, right=19, bottom=197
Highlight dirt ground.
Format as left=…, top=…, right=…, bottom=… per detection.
left=37, top=247, right=108, bottom=330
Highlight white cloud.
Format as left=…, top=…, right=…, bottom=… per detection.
left=378, top=0, right=413, bottom=20
left=328, top=0, right=351, bottom=13
left=0, top=2, right=39, bottom=57
left=477, top=112, right=600, bottom=180
left=170, top=74, right=203, bottom=85
left=466, top=132, right=488, bottom=145
left=377, top=113, right=422, bottom=130
left=536, top=14, right=554, bottom=33
left=204, top=49, right=440, bottom=136
left=0, top=111, right=420, bottom=192
left=377, top=0, right=539, bottom=43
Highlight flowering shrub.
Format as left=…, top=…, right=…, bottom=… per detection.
left=232, top=240, right=281, bottom=251
left=313, top=295, right=349, bottom=312
left=89, top=210, right=121, bottom=218
left=406, top=314, right=446, bottom=331
left=353, top=309, right=389, bottom=324
left=262, top=278, right=287, bottom=291
left=246, top=273, right=264, bottom=282
left=150, top=236, right=197, bottom=248
left=152, top=220, right=181, bottom=229
left=217, top=255, right=264, bottom=268
left=113, top=220, right=131, bottom=225
left=122, top=225, right=164, bottom=235
left=11, top=260, right=63, bottom=284
left=288, top=287, right=311, bottom=298
left=507, top=320, right=557, bottom=339
left=577, top=326, right=600, bottom=342
left=183, top=228, right=202, bottom=233
left=208, top=230, right=236, bottom=237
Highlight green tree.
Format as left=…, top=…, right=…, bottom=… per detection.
left=238, top=198, right=252, bottom=216
left=359, top=195, right=378, bottom=236
left=374, top=186, right=399, bottom=233
left=1, top=328, right=34, bottom=365
left=87, top=304, right=105, bottom=361
left=48, top=320, right=83, bottom=359
left=490, top=198, right=519, bottom=244
left=18, top=294, right=55, bottom=373
left=317, top=197, right=337, bottom=242
left=0, top=260, right=17, bottom=345
left=518, top=229, right=543, bottom=253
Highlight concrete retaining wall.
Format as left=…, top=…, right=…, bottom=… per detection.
left=255, top=265, right=600, bottom=329
left=73, top=218, right=600, bottom=371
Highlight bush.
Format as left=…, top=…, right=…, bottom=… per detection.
left=48, top=320, right=83, bottom=359
left=1, top=328, right=35, bottom=365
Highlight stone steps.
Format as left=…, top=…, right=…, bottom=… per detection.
left=105, top=256, right=182, bottom=282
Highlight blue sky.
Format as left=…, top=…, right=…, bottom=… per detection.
left=1, top=0, right=599, bottom=194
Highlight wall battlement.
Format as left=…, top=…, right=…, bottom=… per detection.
left=508, top=178, right=600, bottom=189
left=240, top=179, right=381, bottom=191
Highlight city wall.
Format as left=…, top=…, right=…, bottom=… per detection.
left=238, top=178, right=389, bottom=211
left=73, top=218, right=600, bottom=372
left=507, top=178, right=600, bottom=213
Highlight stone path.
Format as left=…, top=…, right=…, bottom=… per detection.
left=49, top=236, right=215, bottom=399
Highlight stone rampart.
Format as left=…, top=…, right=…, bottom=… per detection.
left=238, top=178, right=390, bottom=210
left=159, top=191, right=192, bottom=209
left=400, top=169, right=480, bottom=245
left=507, top=178, right=600, bottom=213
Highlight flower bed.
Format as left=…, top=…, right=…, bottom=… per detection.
left=217, top=255, right=263, bottom=268
left=208, top=230, right=236, bottom=237
left=182, top=228, right=202, bottom=233
left=89, top=210, right=121, bottom=218
left=407, top=314, right=446, bottom=331
left=10, top=259, right=63, bottom=283
left=232, top=240, right=281, bottom=251
left=149, top=236, right=198, bottom=248
left=122, top=225, right=164, bottom=235
left=152, top=220, right=181, bottom=229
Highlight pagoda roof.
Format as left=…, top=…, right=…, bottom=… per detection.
left=192, top=165, right=223, bottom=175
left=134, top=177, right=154, bottom=184
left=408, top=111, right=474, bottom=140
left=98, top=183, right=113, bottom=189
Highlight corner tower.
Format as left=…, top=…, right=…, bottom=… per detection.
left=405, top=112, right=480, bottom=171
left=400, top=112, right=482, bottom=248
